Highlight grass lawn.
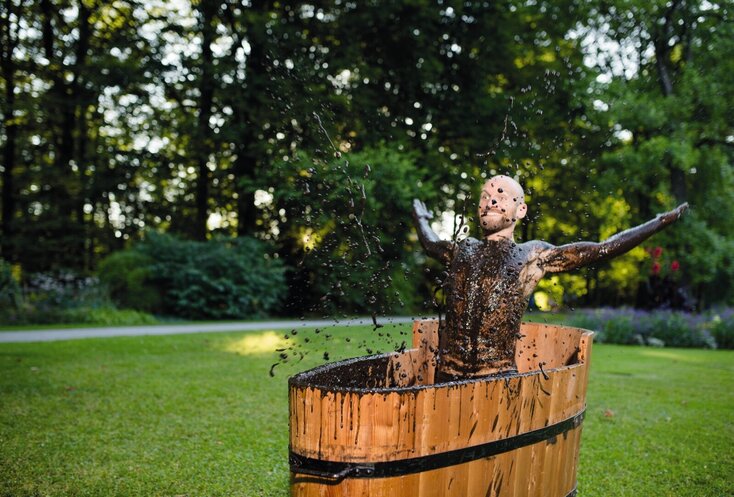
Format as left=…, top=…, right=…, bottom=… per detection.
left=1, top=323, right=732, bottom=496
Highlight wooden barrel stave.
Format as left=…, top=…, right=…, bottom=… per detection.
left=291, top=429, right=584, bottom=497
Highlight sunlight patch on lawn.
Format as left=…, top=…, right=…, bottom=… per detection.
left=638, top=349, right=705, bottom=363
left=222, top=331, right=288, bottom=355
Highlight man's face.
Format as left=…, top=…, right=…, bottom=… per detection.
left=477, top=176, right=527, bottom=234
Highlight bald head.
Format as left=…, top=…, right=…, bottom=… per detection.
left=487, top=175, right=524, bottom=199
left=477, top=175, right=527, bottom=239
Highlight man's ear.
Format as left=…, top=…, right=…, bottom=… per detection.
left=516, top=203, right=528, bottom=220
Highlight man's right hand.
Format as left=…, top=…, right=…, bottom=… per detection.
left=412, top=199, right=454, bottom=264
left=413, top=199, right=434, bottom=220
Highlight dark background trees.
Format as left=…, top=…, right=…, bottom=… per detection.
left=1, top=0, right=732, bottom=318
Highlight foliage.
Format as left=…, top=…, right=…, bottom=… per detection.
left=1, top=0, right=157, bottom=271
left=710, top=309, right=734, bottom=350
left=133, top=232, right=287, bottom=320
left=569, top=308, right=719, bottom=349
left=271, top=145, right=429, bottom=315
left=1, top=0, right=732, bottom=316
left=98, top=250, right=161, bottom=312
left=24, top=271, right=110, bottom=312
left=578, top=0, right=734, bottom=307
left=58, top=307, right=158, bottom=326
left=0, top=266, right=159, bottom=326
left=0, top=259, right=21, bottom=310
left=1, top=306, right=157, bottom=327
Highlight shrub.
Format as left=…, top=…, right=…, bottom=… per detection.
left=648, top=311, right=716, bottom=349
left=568, top=308, right=644, bottom=345
left=130, top=232, right=287, bottom=320
left=98, top=251, right=161, bottom=312
left=710, top=310, right=734, bottom=350
left=0, top=259, right=21, bottom=310
left=60, top=307, right=158, bottom=326
left=568, top=307, right=718, bottom=349
left=25, top=271, right=110, bottom=311
left=2, top=306, right=158, bottom=327
left=0, top=264, right=158, bottom=326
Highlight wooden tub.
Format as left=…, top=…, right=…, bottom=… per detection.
left=289, top=319, right=593, bottom=497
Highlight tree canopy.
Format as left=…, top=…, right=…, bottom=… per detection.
left=1, top=0, right=732, bottom=314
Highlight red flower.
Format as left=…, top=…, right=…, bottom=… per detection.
left=652, top=262, right=661, bottom=275
left=652, top=246, right=663, bottom=258
left=671, top=260, right=680, bottom=272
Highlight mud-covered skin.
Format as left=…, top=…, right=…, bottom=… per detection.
left=440, top=238, right=528, bottom=376
left=413, top=198, right=688, bottom=379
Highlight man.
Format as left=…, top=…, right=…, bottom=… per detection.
left=413, top=175, right=688, bottom=381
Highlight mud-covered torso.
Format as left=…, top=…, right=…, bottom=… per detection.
left=439, top=237, right=532, bottom=377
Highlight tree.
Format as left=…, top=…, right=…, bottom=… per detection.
left=1, top=0, right=158, bottom=272
left=0, top=0, right=21, bottom=260
left=3, top=0, right=731, bottom=313
left=580, top=0, right=734, bottom=305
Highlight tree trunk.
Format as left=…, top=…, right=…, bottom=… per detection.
left=41, top=0, right=75, bottom=181
left=77, top=103, right=91, bottom=269
left=232, top=0, right=271, bottom=237
left=1, top=0, right=18, bottom=260
left=74, top=2, right=92, bottom=268
left=234, top=152, right=258, bottom=236
left=193, top=0, right=217, bottom=240
left=653, top=0, right=680, bottom=99
left=653, top=2, right=689, bottom=206
left=654, top=42, right=675, bottom=97
left=40, top=0, right=75, bottom=243
left=37, top=0, right=96, bottom=269
left=1, top=84, right=16, bottom=260
left=669, top=165, right=688, bottom=205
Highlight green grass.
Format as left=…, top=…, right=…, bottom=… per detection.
left=579, top=346, right=734, bottom=496
left=0, top=324, right=732, bottom=496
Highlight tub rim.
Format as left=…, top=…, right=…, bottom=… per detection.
left=288, top=323, right=595, bottom=395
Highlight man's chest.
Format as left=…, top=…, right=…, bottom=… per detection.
left=446, top=241, right=541, bottom=298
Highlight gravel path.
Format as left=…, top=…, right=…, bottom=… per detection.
left=0, top=316, right=422, bottom=343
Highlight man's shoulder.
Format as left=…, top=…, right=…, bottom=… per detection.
left=518, top=239, right=555, bottom=255
left=458, top=236, right=481, bottom=247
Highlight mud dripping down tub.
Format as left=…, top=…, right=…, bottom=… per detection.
left=288, top=319, right=594, bottom=497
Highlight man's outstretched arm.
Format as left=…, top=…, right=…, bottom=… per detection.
left=412, top=199, right=454, bottom=265
left=537, top=203, right=688, bottom=273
